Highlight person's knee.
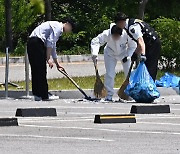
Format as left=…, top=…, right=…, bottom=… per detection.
left=105, top=71, right=115, bottom=80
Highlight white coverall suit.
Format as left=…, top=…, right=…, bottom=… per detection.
left=91, top=24, right=137, bottom=99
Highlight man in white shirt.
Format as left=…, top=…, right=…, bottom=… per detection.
left=114, top=12, right=161, bottom=81
left=91, top=25, right=137, bottom=101
left=27, top=18, right=75, bottom=101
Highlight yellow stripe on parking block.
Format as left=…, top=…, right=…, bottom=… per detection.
left=100, top=116, right=135, bottom=119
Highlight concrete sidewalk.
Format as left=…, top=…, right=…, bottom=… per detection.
left=0, top=54, right=115, bottom=82
left=0, top=54, right=104, bottom=65
left=0, top=61, right=123, bottom=82
left=0, top=87, right=179, bottom=100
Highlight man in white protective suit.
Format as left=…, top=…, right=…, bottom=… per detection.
left=91, top=24, right=137, bottom=101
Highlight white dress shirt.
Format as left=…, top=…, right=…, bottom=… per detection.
left=30, top=21, right=63, bottom=59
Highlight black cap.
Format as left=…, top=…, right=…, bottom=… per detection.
left=114, top=12, right=128, bottom=23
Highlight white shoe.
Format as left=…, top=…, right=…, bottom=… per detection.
left=100, top=96, right=113, bottom=103
left=49, top=95, right=59, bottom=100
left=34, top=95, right=42, bottom=101
left=43, top=95, right=59, bottom=101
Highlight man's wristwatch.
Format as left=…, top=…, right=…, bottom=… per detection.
left=140, top=54, right=146, bottom=62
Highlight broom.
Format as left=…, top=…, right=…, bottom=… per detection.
left=117, top=61, right=134, bottom=100
left=58, top=68, right=100, bottom=101
left=93, top=60, right=107, bottom=98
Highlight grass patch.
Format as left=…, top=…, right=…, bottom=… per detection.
left=0, top=52, right=24, bottom=57
left=0, top=70, right=179, bottom=91
left=0, top=52, right=5, bottom=57
left=0, top=72, right=125, bottom=91
left=156, top=70, right=180, bottom=79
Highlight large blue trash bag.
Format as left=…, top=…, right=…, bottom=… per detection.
left=125, top=62, right=160, bottom=103
left=155, top=73, right=180, bottom=87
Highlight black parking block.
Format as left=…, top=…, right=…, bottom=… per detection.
left=130, top=105, right=170, bottom=114
left=0, top=118, right=18, bottom=126
left=15, top=108, right=57, bottom=117
left=94, top=114, right=136, bottom=124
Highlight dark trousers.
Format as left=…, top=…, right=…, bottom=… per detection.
left=27, top=37, right=48, bottom=99
left=145, top=38, right=161, bottom=81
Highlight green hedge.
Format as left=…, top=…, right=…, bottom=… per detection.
left=152, top=17, right=180, bottom=70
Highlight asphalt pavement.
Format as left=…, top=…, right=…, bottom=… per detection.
left=0, top=95, right=180, bottom=154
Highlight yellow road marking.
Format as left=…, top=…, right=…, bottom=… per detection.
left=100, top=116, right=135, bottom=119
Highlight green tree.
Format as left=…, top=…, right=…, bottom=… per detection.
left=0, top=0, right=44, bottom=53
left=45, top=0, right=51, bottom=21
left=5, top=0, right=13, bottom=52
left=0, top=0, right=6, bottom=51
left=51, top=0, right=139, bottom=53
left=1, top=0, right=179, bottom=60
left=145, top=0, right=180, bottom=21
left=138, top=0, right=149, bottom=19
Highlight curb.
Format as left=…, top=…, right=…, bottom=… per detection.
left=0, top=54, right=104, bottom=65
left=130, top=105, right=170, bottom=114
left=0, top=118, right=18, bottom=127
left=0, top=87, right=179, bottom=99
left=16, top=108, right=57, bottom=117
left=94, top=114, right=136, bottom=123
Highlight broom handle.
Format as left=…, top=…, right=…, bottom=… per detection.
left=93, top=60, right=100, bottom=77
left=58, top=68, right=89, bottom=98
left=126, top=61, right=134, bottom=81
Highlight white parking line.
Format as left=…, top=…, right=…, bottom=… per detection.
left=138, top=122, right=180, bottom=126
left=19, top=119, right=93, bottom=123
left=148, top=114, right=180, bottom=117
left=42, top=106, right=105, bottom=109
left=17, top=116, right=92, bottom=120
left=138, top=116, right=180, bottom=119
left=18, top=116, right=180, bottom=123
left=57, top=112, right=129, bottom=115
left=21, top=124, right=180, bottom=136
left=171, top=109, right=180, bottom=111
left=39, top=106, right=130, bottom=110
left=0, top=111, right=15, bottom=112
left=16, top=112, right=180, bottom=123
left=0, top=134, right=114, bottom=142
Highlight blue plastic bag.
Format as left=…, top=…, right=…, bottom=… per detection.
left=125, top=62, right=160, bottom=103
left=179, top=80, right=180, bottom=95
left=155, top=73, right=180, bottom=87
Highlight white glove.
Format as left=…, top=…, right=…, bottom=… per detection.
left=92, top=55, right=98, bottom=63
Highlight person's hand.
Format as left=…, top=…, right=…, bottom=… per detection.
left=47, top=59, right=54, bottom=69
left=56, top=62, right=65, bottom=72
left=140, top=54, right=147, bottom=62
left=92, top=55, right=98, bottom=64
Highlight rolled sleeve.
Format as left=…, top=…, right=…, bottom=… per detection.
left=129, top=24, right=143, bottom=40
left=51, top=46, right=57, bottom=59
